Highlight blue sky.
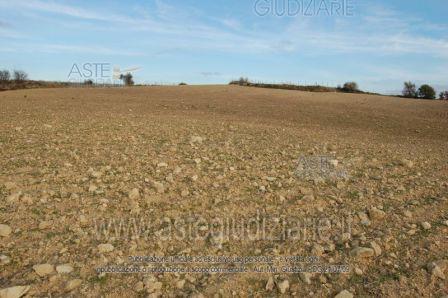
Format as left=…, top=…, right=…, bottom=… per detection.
left=0, top=0, right=447, bottom=94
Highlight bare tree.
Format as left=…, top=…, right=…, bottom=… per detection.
left=13, top=70, right=28, bottom=83
left=402, top=81, right=417, bottom=98
left=119, top=73, right=134, bottom=86
left=0, top=70, right=10, bottom=82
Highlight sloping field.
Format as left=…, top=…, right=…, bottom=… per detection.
left=1, top=85, right=447, bottom=297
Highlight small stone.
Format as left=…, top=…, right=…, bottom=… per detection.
left=88, top=184, right=97, bottom=193
left=350, top=247, right=375, bottom=259
left=335, top=290, right=354, bottom=298
left=0, top=285, right=30, bottom=298
left=129, top=188, right=140, bottom=200
left=403, top=211, right=412, bottom=218
left=79, top=215, right=88, bottom=226
left=400, top=159, right=414, bottom=168
left=303, top=194, right=314, bottom=201
left=427, top=261, right=448, bottom=280
left=190, top=136, right=203, bottom=144
left=6, top=192, right=21, bottom=203
left=56, top=264, right=74, bottom=274
left=370, top=241, right=382, bottom=256
left=33, top=264, right=54, bottom=277
left=265, top=276, right=275, bottom=291
left=354, top=268, right=363, bottom=275
left=299, top=273, right=312, bottom=284
left=65, top=279, right=82, bottom=291
left=336, top=182, right=345, bottom=189
left=311, top=244, right=324, bottom=257
left=421, top=222, right=431, bottom=230
left=329, top=159, right=339, bottom=167
left=153, top=182, right=165, bottom=194
left=0, top=255, right=11, bottom=265
left=135, top=281, right=144, bottom=292
left=369, top=207, right=385, bottom=220
left=340, top=233, right=351, bottom=243
left=175, top=279, right=186, bottom=289
left=299, top=187, right=313, bottom=195
left=277, top=279, right=289, bottom=294
left=358, top=212, right=371, bottom=226
left=89, top=170, right=102, bottom=178
left=181, top=189, right=189, bottom=197
left=98, top=243, right=114, bottom=253
left=0, top=224, right=12, bottom=237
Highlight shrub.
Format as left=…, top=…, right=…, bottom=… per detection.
left=230, top=77, right=250, bottom=86
left=238, top=77, right=249, bottom=85
left=439, top=91, right=448, bottom=100
left=0, top=70, right=10, bottom=82
left=119, top=73, right=134, bottom=86
left=402, top=81, right=417, bottom=98
left=13, top=70, right=28, bottom=83
left=179, top=82, right=187, bottom=86
left=84, top=79, right=94, bottom=85
left=341, top=82, right=359, bottom=93
left=418, top=84, right=436, bottom=99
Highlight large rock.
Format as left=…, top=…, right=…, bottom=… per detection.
left=0, top=224, right=12, bottom=237
left=0, top=285, right=30, bottom=298
left=33, top=264, right=54, bottom=276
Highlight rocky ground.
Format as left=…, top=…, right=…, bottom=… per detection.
left=1, top=85, right=447, bottom=297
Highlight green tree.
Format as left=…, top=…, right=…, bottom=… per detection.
left=418, top=84, right=436, bottom=99
left=119, top=73, right=134, bottom=86
left=342, top=82, right=359, bottom=93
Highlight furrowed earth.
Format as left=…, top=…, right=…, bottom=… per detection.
left=0, top=85, right=447, bottom=297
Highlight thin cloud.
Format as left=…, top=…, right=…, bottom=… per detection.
left=201, top=72, right=222, bottom=77
left=1, top=0, right=447, bottom=58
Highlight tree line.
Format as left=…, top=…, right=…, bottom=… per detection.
left=0, top=69, right=28, bottom=85
left=402, top=82, right=447, bottom=100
